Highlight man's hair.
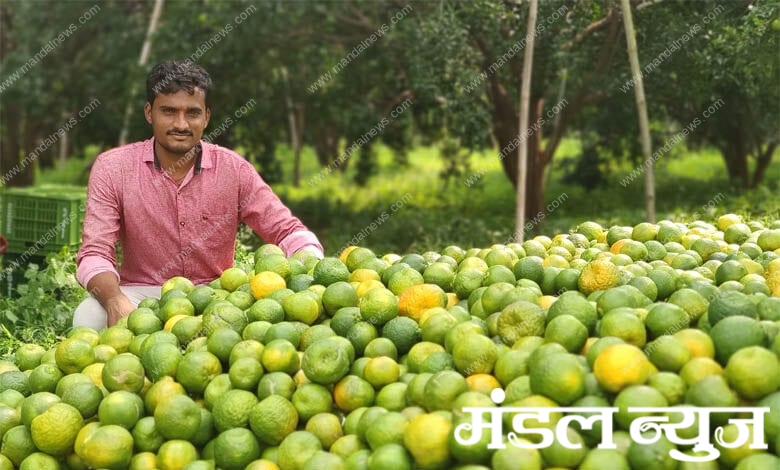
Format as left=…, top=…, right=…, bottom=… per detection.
left=146, top=60, right=212, bottom=108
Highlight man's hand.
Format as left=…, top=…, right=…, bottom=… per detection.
left=300, top=245, right=324, bottom=259
left=105, top=294, right=136, bottom=326
left=86, top=271, right=136, bottom=327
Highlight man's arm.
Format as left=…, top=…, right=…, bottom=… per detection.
left=76, top=153, right=135, bottom=325
left=86, top=272, right=135, bottom=326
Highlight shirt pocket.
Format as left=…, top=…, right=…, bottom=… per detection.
left=195, top=212, right=237, bottom=252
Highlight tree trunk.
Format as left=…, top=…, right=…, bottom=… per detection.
left=313, top=131, right=330, bottom=167
left=118, top=0, right=165, bottom=146
left=492, top=86, right=519, bottom=188
left=514, top=0, right=538, bottom=241
left=721, top=129, right=750, bottom=189
left=290, top=123, right=301, bottom=187
left=0, top=104, right=31, bottom=187
left=491, top=93, right=548, bottom=222
left=59, top=120, right=70, bottom=169
left=289, top=106, right=305, bottom=188
left=474, top=3, right=620, bottom=226
left=39, top=151, right=55, bottom=169
left=525, top=100, right=546, bottom=224
left=281, top=66, right=304, bottom=187
left=545, top=70, right=568, bottom=190
left=18, top=115, right=37, bottom=186
left=751, top=142, right=775, bottom=189
left=38, top=128, right=55, bottom=169
left=313, top=123, right=340, bottom=168
left=722, top=151, right=749, bottom=189
left=620, top=0, right=655, bottom=222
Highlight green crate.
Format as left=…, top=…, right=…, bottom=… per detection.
left=0, top=253, right=46, bottom=298
left=0, top=186, right=87, bottom=255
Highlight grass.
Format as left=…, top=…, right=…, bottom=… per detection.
left=269, top=138, right=780, bottom=255
left=272, top=144, right=518, bottom=255
left=518, top=139, right=779, bottom=225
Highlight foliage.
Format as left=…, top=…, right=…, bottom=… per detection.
left=593, top=0, right=780, bottom=189
left=3, top=0, right=775, bottom=196
left=232, top=234, right=256, bottom=274
left=0, top=324, right=60, bottom=362
left=1, top=0, right=148, bottom=184
left=0, top=248, right=85, bottom=355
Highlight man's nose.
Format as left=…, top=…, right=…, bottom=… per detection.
left=174, top=111, right=188, bottom=129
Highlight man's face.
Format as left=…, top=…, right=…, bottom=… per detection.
left=144, top=89, right=210, bottom=155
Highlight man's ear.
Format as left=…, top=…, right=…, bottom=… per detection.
left=204, top=107, right=211, bottom=129
left=144, top=102, right=153, bottom=124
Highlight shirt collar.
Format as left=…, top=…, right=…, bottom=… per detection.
left=147, top=138, right=209, bottom=174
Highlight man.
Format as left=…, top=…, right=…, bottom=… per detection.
left=73, top=60, right=323, bottom=330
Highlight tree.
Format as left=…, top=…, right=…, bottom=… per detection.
left=620, top=0, right=655, bottom=221
left=657, top=0, right=778, bottom=188
left=1, top=0, right=146, bottom=187
left=573, top=0, right=778, bottom=190
left=515, top=0, right=538, bottom=241
left=2, top=0, right=775, bottom=200
left=399, top=0, right=626, bottom=220
left=118, top=0, right=165, bottom=146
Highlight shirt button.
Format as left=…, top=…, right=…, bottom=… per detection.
left=180, top=221, right=185, bottom=226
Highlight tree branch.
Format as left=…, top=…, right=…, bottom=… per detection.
left=573, top=6, right=616, bottom=44
left=542, top=3, right=621, bottom=164
left=0, top=2, right=15, bottom=60
left=636, top=0, right=665, bottom=11
left=752, top=142, right=777, bottom=188
left=373, top=89, right=416, bottom=114
left=335, top=4, right=379, bottom=33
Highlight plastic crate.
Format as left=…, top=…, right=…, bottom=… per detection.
left=0, top=186, right=87, bottom=255
left=0, top=253, right=46, bottom=298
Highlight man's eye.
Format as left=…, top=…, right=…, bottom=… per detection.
left=188, top=111, right=201, bottom=117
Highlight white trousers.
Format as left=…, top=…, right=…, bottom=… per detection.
left=72, top=286, right=162, bottom=330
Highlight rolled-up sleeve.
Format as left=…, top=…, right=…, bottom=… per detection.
left=237, top=162, right=324, bottom=258
left=76, top=154, right=122, bottom=287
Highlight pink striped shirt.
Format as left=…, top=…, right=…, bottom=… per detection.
left=76, top=138, right=323, bottom=287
